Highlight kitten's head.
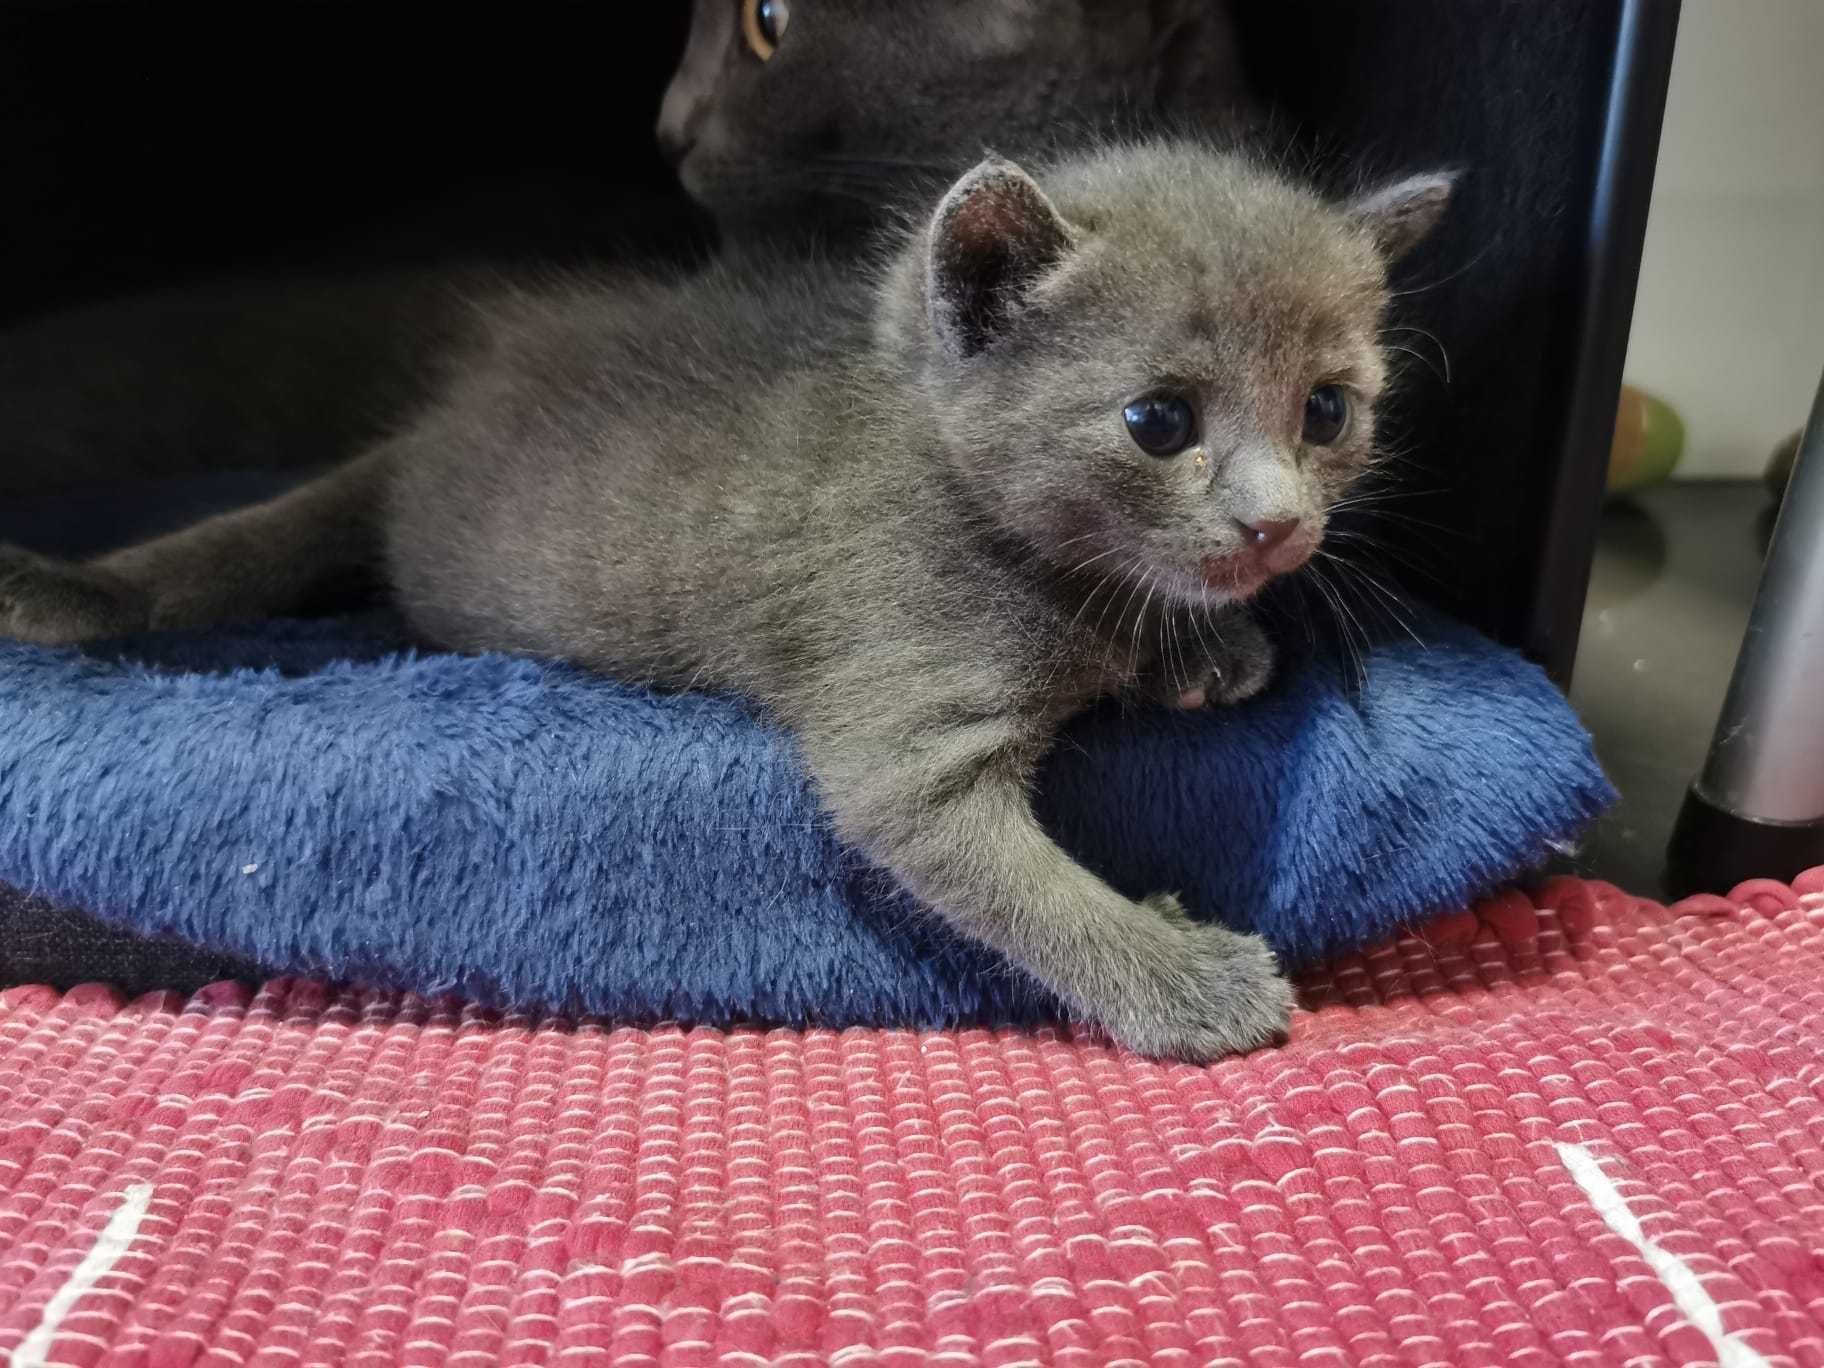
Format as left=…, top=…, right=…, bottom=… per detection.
left=659, top=0, right=1250, bottom=235
left=897, top=143, right=1453, bottom=608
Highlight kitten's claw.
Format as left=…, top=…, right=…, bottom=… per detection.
left=0, top=545, right=147, bottom=645
left=1096, top=892, right=1293, bottom=1061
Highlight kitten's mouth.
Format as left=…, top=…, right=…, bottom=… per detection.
left=1199, top=538, right=1316, bottom=599
left=1199, top=552, right=1276, bottom=600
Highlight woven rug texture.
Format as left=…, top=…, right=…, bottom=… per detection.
left=3, top=870, right=1824, bottom=1367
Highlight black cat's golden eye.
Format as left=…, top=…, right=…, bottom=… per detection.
left=1124, top=395, right=1197, bottom=457
left=1302, top=384, right=1349, bottom=445
left=742, top=0, right=790, bottom=61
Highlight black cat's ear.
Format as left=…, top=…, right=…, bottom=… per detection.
left=926, top=155, right=1076, bottom=359
left=1346, top=172, right=1457, bottom=262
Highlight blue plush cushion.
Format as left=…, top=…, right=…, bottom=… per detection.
left=0, top=609, right=1611, bottom=1027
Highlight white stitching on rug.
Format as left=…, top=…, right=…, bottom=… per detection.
left=11, top=1182, right=154, bottom=1368
left=1556, top=1142, right=1774, bottom=1368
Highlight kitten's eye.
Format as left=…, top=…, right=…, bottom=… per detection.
left=1123, top=395, right=1197, bottom=457
left=1302, top=385, right=1350, bottom=445
left=742, top=0, right=790, bottom=60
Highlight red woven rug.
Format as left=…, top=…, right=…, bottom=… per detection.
left=4, top=872, right=1824, bottom=1368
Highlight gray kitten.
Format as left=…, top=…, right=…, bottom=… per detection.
left=0, top=143, right=1451, bottom=1059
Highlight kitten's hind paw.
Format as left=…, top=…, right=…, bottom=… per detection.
left=1100, top=893, right=1293, bottom=1062
left=0, top=545, right=148, bottom=645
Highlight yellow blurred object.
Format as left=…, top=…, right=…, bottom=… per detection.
left=1607, top=383, right=1685, bottom=495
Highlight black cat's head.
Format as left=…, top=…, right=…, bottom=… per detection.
left=659, top=0, right=1251, bottom=236
left=901, top=144, right=1454, bottom=608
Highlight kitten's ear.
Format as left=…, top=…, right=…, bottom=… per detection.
left=1346, top=172, right=1457, bottom=262
left=926, top=155, right=1076, bottom=359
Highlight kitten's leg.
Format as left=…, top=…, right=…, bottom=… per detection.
left=0, top=451, right=390, bottom=643
left=810, top=730, right=1292, bottom=1060
left=0, top=549, right=148, bottom=644
left=1142, top=606, right=1276, bottom=710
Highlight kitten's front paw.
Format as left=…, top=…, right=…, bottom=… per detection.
left=1099, top=893, right=1293, bottom=1061
left=0, top=545, right=148, bottom=645
left=1172, top=614, right=1275, bottom=710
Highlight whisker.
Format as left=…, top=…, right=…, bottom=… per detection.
left=1038, top=558, right=1128, bottom=695
left=1128, top=573, right=1160, bottom=681
left=1385, top=238, right=1500, bottom=300
left=1303, top=561, right=1368, bottom=687
left=1317, top=551, right=1425, bottom=649
left=1383, top=342, right=1448, bottom=388
left=1184, top=602, right=1219, bottom=681
left=1165, top=605, right=1189, bottom=696
left=1061, top=546, right=1122, bottom=578
left=1092, top=556, right=1149, bottom=691
left=1319, top=529, right=1454, bottom=591
left=1381, top=323, right=1453, bottom=384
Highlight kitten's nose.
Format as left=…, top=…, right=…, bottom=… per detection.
left=1236, top=517, right=1301, bottom=551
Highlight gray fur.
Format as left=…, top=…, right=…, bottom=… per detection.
left=0, top=143, right=1452, bottom=1059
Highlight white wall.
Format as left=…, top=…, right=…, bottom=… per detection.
left=1622, top=0, right=1824, bottom=479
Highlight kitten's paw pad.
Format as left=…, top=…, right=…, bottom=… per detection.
left=1108, top=897, right=1293, bottom=1062
left=0, top=545, right=147, bottom=645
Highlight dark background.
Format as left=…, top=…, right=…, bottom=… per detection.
left=0, top=1, right=1676, bottom=679
left=0, top=3, right=701, bottom=322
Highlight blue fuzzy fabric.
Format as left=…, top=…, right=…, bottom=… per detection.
left=0, top=610, right=1612, bottom=1027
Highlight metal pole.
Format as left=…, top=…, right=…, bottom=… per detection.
left=1665, top=366, right=1824, bottom=894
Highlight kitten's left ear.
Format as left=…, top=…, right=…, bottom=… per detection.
left=1346, top=171, right=1457, bottom=262
left=927, top=154, right=1076, bottom=359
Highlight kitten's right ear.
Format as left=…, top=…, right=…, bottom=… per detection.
left=1346, top=171, right=1457, bottom=262
left=926, top=155, right=1076, bottom=359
